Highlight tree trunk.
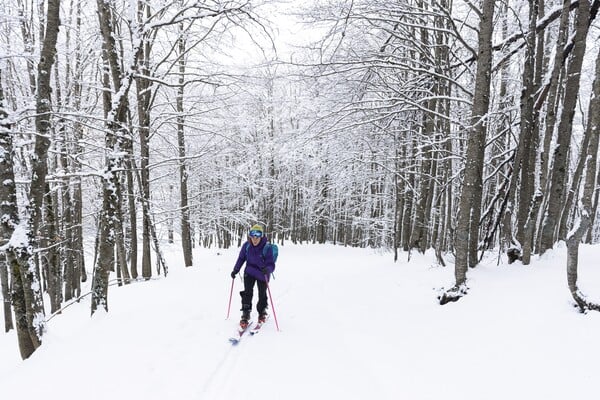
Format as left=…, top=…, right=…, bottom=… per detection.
left=43, top=182, right=62, bottom=314
left=585, top=167, right=600, bottom=243
left=60, top=129, right=76, bottom=301
left=402, top=135, right=415, bottom=252
left=138, top=96, right=152, bottom=280
left=441, top=0, right=495, bottom=304
left=521, top=0, right=547, bottom=263
left=535, top=1, right=570, bottom=251
left=91, top=166, right=118, bottom=314
left=540, top=0, right=591, bottom=254
left=0, top=72, right=15, bottom=333
left=558, top=124, right=593, bottom=239
left=72, top=163, right=86, bottom=291
left=0, top=253, right=12, bottom=332
left=70, top=0, right=86, bottom=291
left=92, top=0, right=139, bottom=314
left=134, top=3, right=153, bottom=279
left=516, top=0, right=539, bottom=245
left=114, top=178, right=131, bottom=285
left=565, top=9, right=600, bottom=312
left=394, top=155, right=404, bottom=262
left=125, top=157, right=138, bottom=279
left=412, top=102, right=436, bottom=253
left=6, top=0, right=61, bottom=358
left=411, top=3, right=436, bottom=253
left=176, top=27, right=193, bottom=267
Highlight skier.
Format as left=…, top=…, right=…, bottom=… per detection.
left=230, top=224, right=275, bottom=328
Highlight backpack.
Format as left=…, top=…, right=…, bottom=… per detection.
left=245, top=242, right=278, bottom=263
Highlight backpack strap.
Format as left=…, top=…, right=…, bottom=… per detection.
left=262, top=243, right=271, bottom=259
left=246, top=241, right=272, bottom=261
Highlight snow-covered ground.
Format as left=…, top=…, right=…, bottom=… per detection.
left=2, top=242, right=600, bottom=400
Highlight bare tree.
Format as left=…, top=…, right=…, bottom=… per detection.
left=0, top=70, right=15, bottom=333
left=539, top=0, right=593, bottom=254
left=565, top=6, right=600, bottom=311
left=440, top=0, right=495, bottom=304
left=176, top=22, right=193, bottom=267
left=3, top=0, right=61, bottom=359
left=515, top=0, right=540, bottom=247
left=91, top=0, right=139, bottom=314
left=135, top=2, right=154, bottom=280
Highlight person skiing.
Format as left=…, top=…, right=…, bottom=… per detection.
left=230, top=224, right=275, bottom=328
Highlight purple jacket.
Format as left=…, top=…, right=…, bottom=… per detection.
left=233, top=236, right=275, bottom=282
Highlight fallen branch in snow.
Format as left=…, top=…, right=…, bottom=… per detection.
left=438, top=283, right=469, bottom=305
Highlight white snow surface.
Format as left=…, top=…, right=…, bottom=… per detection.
left=2, top=242, right=600, bottom=400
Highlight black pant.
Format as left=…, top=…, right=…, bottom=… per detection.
left=240, top=274, right=268, bottom=315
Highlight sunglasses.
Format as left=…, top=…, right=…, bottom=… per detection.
left=249, top=230, right=263, bottom=238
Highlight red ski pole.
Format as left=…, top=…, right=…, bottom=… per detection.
left=265, top=275, right=280, bottom=331
left=226, top=277, right=235, bottom=320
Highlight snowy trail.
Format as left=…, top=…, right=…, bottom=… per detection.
left=2, top=243, right=600, bottom=400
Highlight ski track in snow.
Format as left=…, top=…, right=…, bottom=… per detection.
left=197, top=342, right=236, bottom=398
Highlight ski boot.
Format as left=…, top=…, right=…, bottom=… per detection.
left=258, top=310, right=268, bottom=324
left=240, top=305, right=251, bottom=329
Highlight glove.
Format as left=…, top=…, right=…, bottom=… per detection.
left=260, top=266, right=268, bottom=275
left=230, top=271, right=237, bottom=279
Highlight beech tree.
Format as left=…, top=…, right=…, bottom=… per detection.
left=0, top=0, right=61, bottom=359
left=564, top=2, right=600, bottom=311
left=0, top=70, right=15, bottom=334
left=439, top=0, right=495, bottom=304
left=539, top=0, right=593, bottom=254
left=176, top=20, right=193, bottom=267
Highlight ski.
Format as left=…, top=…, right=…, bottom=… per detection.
left=249, top=323, right=263, bottom=335
left=228, top=320, right=253, bottom=345
left=250, top=316, right=268, bottom=335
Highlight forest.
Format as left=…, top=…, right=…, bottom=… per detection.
left=1, top=0, right=600, bottom=359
